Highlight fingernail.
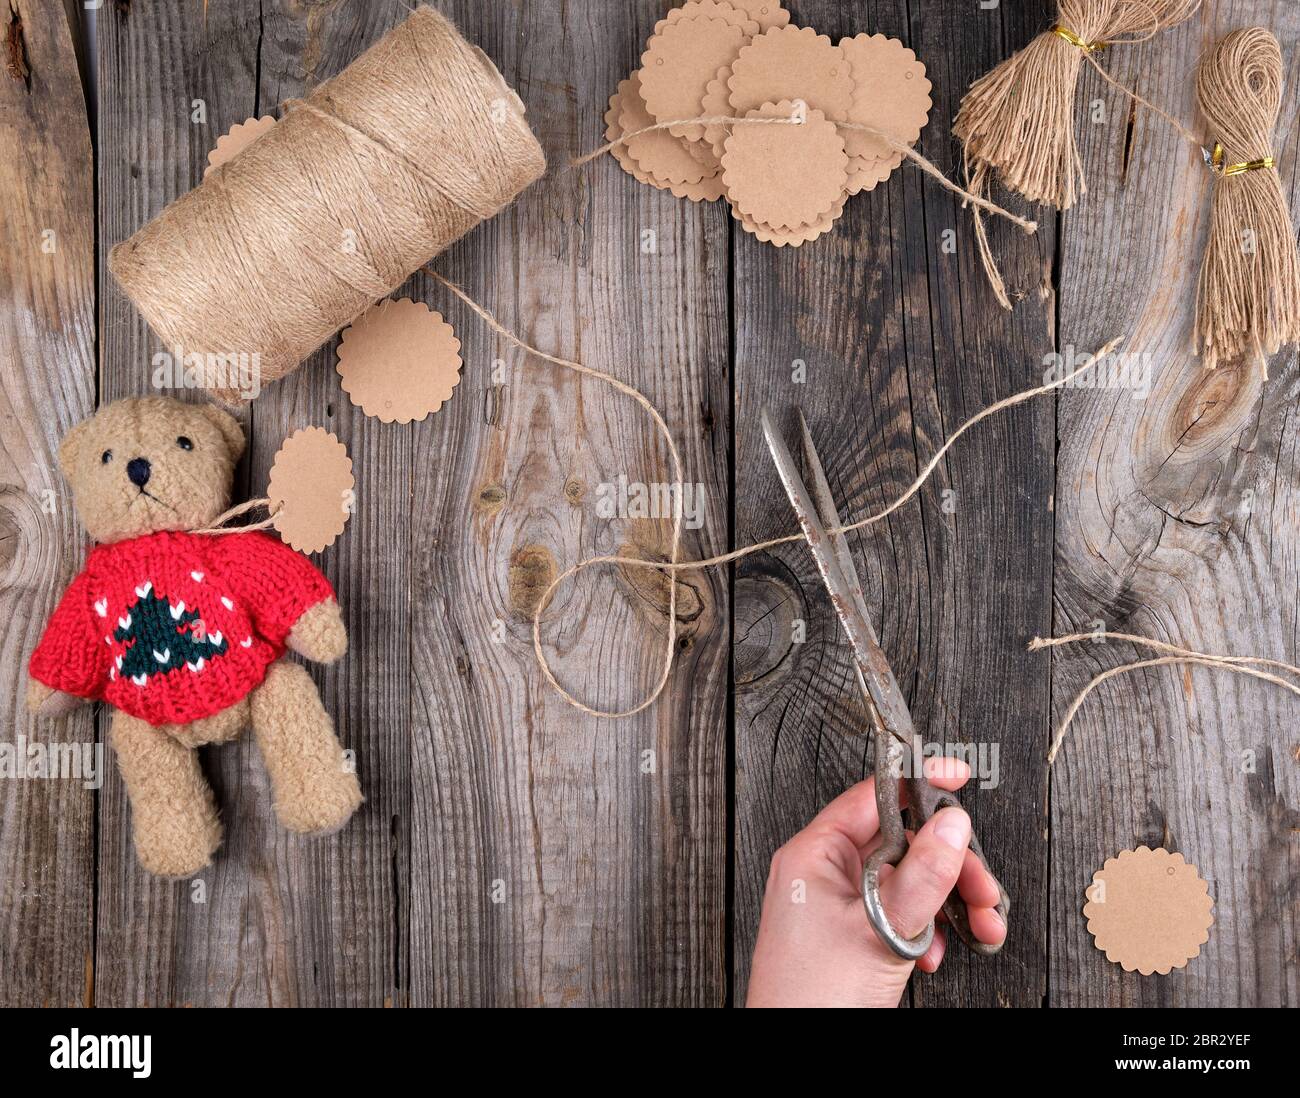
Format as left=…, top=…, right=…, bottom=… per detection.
left=933, top=807, right=971, bottom=851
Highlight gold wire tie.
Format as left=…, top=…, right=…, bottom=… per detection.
left=1209, top=142, right=1276, bottom=177
left=1051, top=25, right=1108, bottom=52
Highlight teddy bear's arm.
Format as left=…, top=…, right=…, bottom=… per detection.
left=28, top=569, right=108, bottom=707
left=26, top=679, right=91, bottom=718
left=287, top=599, right=348, bottom=664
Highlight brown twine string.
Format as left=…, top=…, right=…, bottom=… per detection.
left=1193, top=28, right=1300, bottom=376
left=952, top=1, right=1202, bottom=309
left=435, top=259, right=1121, bottom=718
left=191, top=498, right=281, bottom=536
left=1032, top=632, right=1300, bottom=764
left=574, top=112, right=1039, bottom=234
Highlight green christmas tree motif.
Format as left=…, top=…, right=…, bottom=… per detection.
left=114, top=584, right=228, bottom=683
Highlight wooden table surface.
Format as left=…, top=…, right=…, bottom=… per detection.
left=2, top=0, right=1297, bottom=1007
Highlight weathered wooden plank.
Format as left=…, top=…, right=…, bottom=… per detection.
left=732, top=0, right=1057, bottom=1007
left=1051, top=0, right=1300, bottom=1006
left=0, top=0, right=96, bottom=1008
left=94, top=0, right=261, bottom=1006
left=242, top=0, right=410, bottom=1009
left=405, top=0, right=731, bottom=1006
left=94, top=0, right=405, bottom=1005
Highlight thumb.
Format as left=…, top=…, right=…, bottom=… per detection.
left=877, top=807, right=971, bottom=940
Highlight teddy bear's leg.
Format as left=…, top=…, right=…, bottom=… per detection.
left=250, top=660, right=362, bottom=834
left=110, top=709, right=222, bottom=878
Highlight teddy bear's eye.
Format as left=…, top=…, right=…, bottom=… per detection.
left=101, top=450, right=112, bottom=464
left=176, top=436, right=193, bottom=451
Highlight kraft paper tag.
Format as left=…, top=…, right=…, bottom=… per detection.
left=606, top=7, right=927, bottom=230
left=686, top=135, right=722, bottom=174
left=729, top=0, right=791, bottom=32
left=267, top=427, right=354, bottom=554
left=701, top=64, right=736, bottom=155
left=840, top=34, right=931, bottom=168
left=1084, top=846, right=1215, bottom=976
left=730, top=195, right=845, bottom=246
left=337, top=298, right=463, bottom=424
left=607, top=81, right=659, bottom=188
left=204, top=116, right=277, bottom=178
left=727, top=25, right=855, bottom=123
left=672, top=173, right=728, bottom=203
left=607, top=80, right=724, bottom=202
left=656, top=1, right=759, bottom=38
left=846, top=154, right=898, bottom=197
left=721, top=101, right=848, bottom=230
left=639, top=14, right=751, bottom=142
left=620, top=71, right=714, bottom=186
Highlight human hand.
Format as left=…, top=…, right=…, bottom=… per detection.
left=745, top=758, right=1006, bottom=1008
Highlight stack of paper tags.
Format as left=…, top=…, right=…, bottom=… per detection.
left=606, top=2, right=932, bottom=246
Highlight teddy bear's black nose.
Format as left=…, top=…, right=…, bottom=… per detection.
left=126, top=457, right=152, bottom=488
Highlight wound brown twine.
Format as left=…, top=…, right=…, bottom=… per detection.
left=109, top=6, right=546, bottom=404
left=435, top=253, right=1122, bottom=719
left=1032, top=633, right=1300, bottom=764
left=1193, top=28, right=1300, bottom=376
left=952, top=1, right=1202, bottom=308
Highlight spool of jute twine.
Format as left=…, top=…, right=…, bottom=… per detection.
left=1194, top=27, right=1300, bottom=375
left=952, top=0, right=1202, bottom=308
left=109, top=5, right=546, bottom=403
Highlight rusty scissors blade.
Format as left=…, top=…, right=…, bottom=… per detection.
left=760, top=411, right=915, bottom=742
left=760, top=409, right=1010, bottom=960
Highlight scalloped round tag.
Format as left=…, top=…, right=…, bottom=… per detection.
left=267, top=427, right=354, bottom=554
left=204, top=116, right=277, bottom=178
left=1084, top=847, right=1215, bottom=976
left=337, top=298, right=463, bottom=424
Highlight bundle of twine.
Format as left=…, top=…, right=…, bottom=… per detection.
left=1194, top=27, right=1300, bottom=374
left=109, top=6, right=545, bottom=403
left=952, top=0, right=1201, bottom=307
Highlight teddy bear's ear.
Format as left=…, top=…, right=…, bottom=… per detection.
left=199, top=403, right=246, bottom=463
left=57, top=414, right=97, bottom=480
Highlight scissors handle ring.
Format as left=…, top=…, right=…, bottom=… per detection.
left=862, top=850, right=935, bottom=960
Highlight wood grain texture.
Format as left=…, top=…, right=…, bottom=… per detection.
left=0, top=0, right=95, bottom=1008
left=5, top=0, right=1299, bottom=1008
left=730, top=0, right=1058, bottom=1007
left=404, top=0, right=730, bottom=1008
left=94, top=0, right=405, bottom=1006
left=94, top=0, right=259, bottom=1008
left=1051, top=0, right=1300, bottom=1007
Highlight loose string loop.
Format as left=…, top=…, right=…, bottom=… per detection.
left=1033, top=632, right=1300, bottom=764
left=435, top=256, right=1122, bottom=718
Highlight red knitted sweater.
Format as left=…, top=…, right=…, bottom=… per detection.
left=30, top=530, right=334, bottom=727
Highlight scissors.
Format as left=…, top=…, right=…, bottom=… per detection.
left=761, top=409, right=1010, bottom=959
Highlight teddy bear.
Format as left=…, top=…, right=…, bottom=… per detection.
left=26, top=396, right=362, bottom=877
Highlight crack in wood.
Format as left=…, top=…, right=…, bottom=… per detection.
left=6, top=2, right=30, bottom=87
